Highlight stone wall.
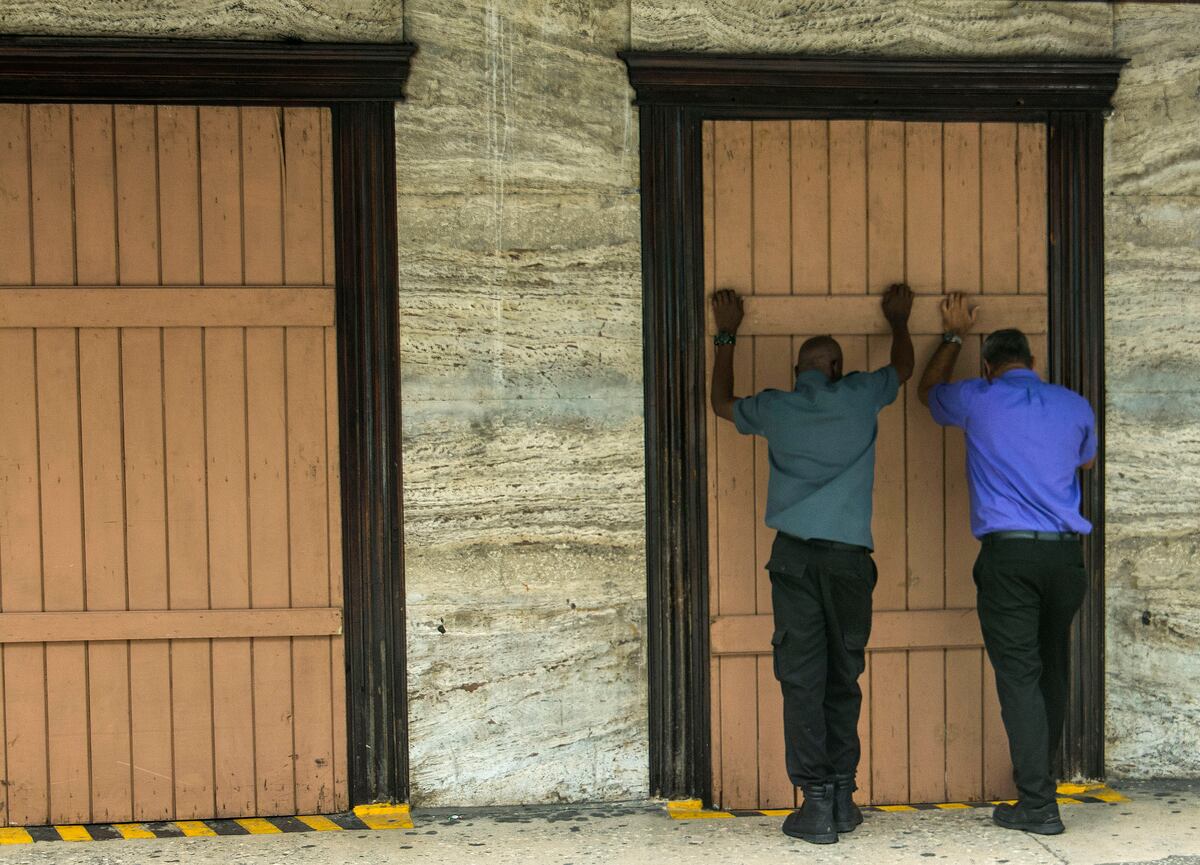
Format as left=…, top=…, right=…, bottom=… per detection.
left=1104, top=4, right=1200, bottom=779
left=0, top=0, right=1197, bottom=803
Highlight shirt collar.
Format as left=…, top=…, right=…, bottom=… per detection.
left=794, top=370, right=831, bottom=390
left=1000, top=368, right=1041, bottom=381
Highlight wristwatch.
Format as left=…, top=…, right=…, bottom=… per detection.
left=714, top=331, right=736, bottom=346
left=941, top=331, right=963, bottom=345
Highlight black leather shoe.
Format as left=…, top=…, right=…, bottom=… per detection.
left=833, top=773, right=863, bottom=833
left=782, top=783, right=838, bottom=844
left=993, top=801, right=1065, bottom=835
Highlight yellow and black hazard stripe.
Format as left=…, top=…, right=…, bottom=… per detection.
left=667, top=783, right=1128, bottom=820
left=0, top=804, right=412, bottom=845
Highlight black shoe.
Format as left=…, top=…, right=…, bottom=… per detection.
left=782, top=783, right=838, bottom=844
left=993, top=801, right=1065, bottom=835
left=833, top=773, right=863, bottom=833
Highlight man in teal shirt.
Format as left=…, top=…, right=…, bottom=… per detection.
left=710, top=284, right=914, bottom=844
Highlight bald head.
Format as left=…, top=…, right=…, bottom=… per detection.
left=796, top=335, right=843, bottom=382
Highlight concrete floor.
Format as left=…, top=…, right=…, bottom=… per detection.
left=1, top=781, right=1196, bottom=865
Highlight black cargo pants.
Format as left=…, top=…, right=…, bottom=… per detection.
left=974, top=537, right=1088, bottom=808
left=768, top=533, right=876, bottom=790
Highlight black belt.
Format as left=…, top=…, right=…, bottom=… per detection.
left=800, top=537, right=870, bottom=554
left=984, top=530, right=1081, bottom=542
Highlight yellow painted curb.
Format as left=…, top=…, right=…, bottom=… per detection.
left=0, top=827, right=33, bottom=845
left=113, top=823, right=157, bottom=839
left=175, top=820, right=218, bottom=837
left=666, top=800, right=734, bottom=819
left=55, top=825, right=92, bottom=842
left=353, top=803, right=414, bottom=830
left=296, top=815, right=342, bottom=831
left=235, top=818, right=283, bottom=835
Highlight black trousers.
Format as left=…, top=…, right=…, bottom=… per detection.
left=974, top=538, right=1088, bottom=808
left=768, top=534, right=875, bottom=789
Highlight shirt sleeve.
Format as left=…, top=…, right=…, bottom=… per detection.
left=1079, top=402, right=1098, bottom=464
left=927, top=380, right=976, bottom=428
left=732, top=392, right=770, bottom=437
left=860, top=365, right=900, bottom=410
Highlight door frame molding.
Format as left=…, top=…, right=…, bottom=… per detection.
left=620, top=53, right=1125, bottom=803
left=0, top=35, right=416, bottom=806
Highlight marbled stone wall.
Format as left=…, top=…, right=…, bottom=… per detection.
left=0, top=0, right=400, bottom=40
left=1104, top=4, right=1200, bottom=779
left=396, top=0, right=648, bottom=806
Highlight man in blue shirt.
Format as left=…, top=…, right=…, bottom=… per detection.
left=919, top=294, right=1096, bottom=837
left=711, top=284, right=914, bottom=844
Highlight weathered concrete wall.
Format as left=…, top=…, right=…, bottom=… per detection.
left=1104, top=3, right=1200, bottom=779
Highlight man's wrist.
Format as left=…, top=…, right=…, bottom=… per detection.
left=714, top=330, right=737, bottom=346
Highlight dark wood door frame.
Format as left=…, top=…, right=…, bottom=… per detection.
left=620, top=53, right=1125, bottom=803
left=0, top=35, right=416, bottom=806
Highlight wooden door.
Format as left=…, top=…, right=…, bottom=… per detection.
left=0, top=104, right=347, bottom=825
left=705, top=120, right=1049, bottom=809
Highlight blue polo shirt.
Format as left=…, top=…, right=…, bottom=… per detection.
left=928, top=369, right=1096, bottom=538
left=732, top=367, right=900, bottom=549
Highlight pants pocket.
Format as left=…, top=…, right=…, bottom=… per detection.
left=771, top=627, right=787, bottom=681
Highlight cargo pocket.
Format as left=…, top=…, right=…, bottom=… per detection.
left=771, top=627, right=787, bottom=681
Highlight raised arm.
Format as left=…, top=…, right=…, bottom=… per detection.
left=918, top=292, right=978, bottom=405
left=710, top=289, right=744, bottom=422
left=882, top=283, right=915, bottom=383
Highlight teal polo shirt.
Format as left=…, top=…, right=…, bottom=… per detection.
left=732, top=366, right=900, bottom=550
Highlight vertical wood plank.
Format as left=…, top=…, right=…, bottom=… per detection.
left=241, top=107, right=285, bottom=286
left=867, top=120, right=904, bottom=293
left=285, top=106, right=338, bottom=813
left=114, top=106, right=161, bottom=285
left=945, top=648, right=984, bottom=802
left=756, top=655, right=791, bottom=808
left=854, top=652, right=872, bottom=806
left=1030, top=332, right=1049, bottom=379
left=1017, top=124, right=1048, bottom=295
left=37, top=329, right=91, bottom=824
left=0, top=330, right=48, bottom=825
left=712, top=121, right=758, bottom=809
left=162, top=328, right=216, bottom=818
left=118, top=106, right=172, bottom=820
left=204, top=329, right=256, bottom=818
left=983, top=659, right=1017, bottom=800
left=72, top=106, right=118, bottom=285
left=752, top=121, right=791, bottom=294
left=283, top=108, right=326, bottom=286
left=320, top=109, right=335, bottom=287
left=325, top=328, right=348, bottom=808
left=869, top=335, right=906, bottom=611
left=200, top=103, right=255, bottom=817
left=0, top=104, right=32, bottom=285
left=718, top=654, right=759, bottom=809
left=703, top=121, right=723, bottom=807
left=159, top=107, right=214, bottom=819
left=906, top=334, right=945, bottom=610
left=79, top=328, right=134, bottom=822
left=790, top=120, right=828, bottom=295
left=981, top=124, right=1018, bottom=294
left=29, top=104, right=74, bottom=285
left=31, top=107, right=88, bottom=824
left=713, top=121, right=752, bottom=293
left=944, top=337, right=982, bottom=609
left=121, top=328, right=174, bottom=820
left=943, top=124, right=981, bottom=294
left=829, top=121, right=867, bottom=294
left=158, top=107, right=201, bottom=285
left=199, top=107, right=243, bottom=285
left=246, top=328, right=296, bottom=816
left=905, top=123, right=943, bottom=294
left=288, top=327, right=336, bottom=813
left=907, top=650, right=947, bottom=804
left=870, top=652, right=908, bottom=804
left=241, top=106, right=295, bottom=816
left=752, top=336, right=792, bottom=612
